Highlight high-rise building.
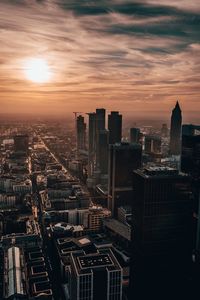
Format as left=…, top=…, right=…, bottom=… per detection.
left=13, top=134, right=29, bottom=153
left=96, top=108, right=106, bottom=131
left=108, top=111, right=122, bottom=144
left=99, top=129, right=109, bottom=175
left=77, top=115, right=86, bottom=153
left=95, top=108, right=106, bottom=170
left=108, top=142, right=142, bottom=216
left=182, top=124, right=197, bottom=136
left=88, top=113, right=96, bottom=177
left=70, top=248, right=122, bottom=300
left=181, top=133, right=200, bottom=177
left=169, top=101, right=182, bottom=155
left=130, top=166, right=193, bottom=299
left=181, top=126, right=200, bottom=253
left=130, top=128, right=140, bottom=144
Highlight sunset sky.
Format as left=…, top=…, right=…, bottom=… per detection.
left=0, top=0, right=200, bottom=120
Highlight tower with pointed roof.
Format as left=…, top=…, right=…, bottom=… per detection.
left=170, top=101, right=182, bottom=155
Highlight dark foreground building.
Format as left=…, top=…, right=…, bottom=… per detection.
left=130, top=167, right=193, bottom=299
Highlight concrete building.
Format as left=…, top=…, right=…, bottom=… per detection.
left=70, top=248, right=122, bottom=300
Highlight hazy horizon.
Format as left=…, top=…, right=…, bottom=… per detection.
left=0, top=0, right=200, bottom=118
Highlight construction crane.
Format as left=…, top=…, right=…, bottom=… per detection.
left=73, top=112, right=83, bottom=120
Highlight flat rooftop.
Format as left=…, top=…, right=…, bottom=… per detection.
left=103, top=219, right=131, bottom=241
left=135, top=166, right=187, bottom=178
left=78, top=254, right=113, bottom=269
left=72, top=248, right=122, bottom=275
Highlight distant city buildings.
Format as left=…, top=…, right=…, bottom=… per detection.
left=144, top=135, right=161, bottom=155
left=0, top=103, right=199, bottom=300
left=161, top=123, right=168, bottom=137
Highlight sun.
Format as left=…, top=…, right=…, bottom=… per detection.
left=24, top=58, right=51, bottom=83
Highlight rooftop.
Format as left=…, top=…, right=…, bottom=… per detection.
left=78, top=254, right=113, bottom=269
left=103, top=218, right=131, bottom=241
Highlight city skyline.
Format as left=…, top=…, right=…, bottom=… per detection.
left=0, top=0, right=200, bottom=120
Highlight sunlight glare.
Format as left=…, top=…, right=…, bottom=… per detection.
left=24, top=58, right=51, bottom=83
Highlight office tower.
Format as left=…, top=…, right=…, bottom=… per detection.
left=169, top=101, right=182, bottom=155
left=161, top=123, right=168, bottom=137
left=108, top=111, right=122, bottom=144
left=108, top=142, right=142, bottom=216
left=13, top=134, right=29, bottom=153
left=181, top=127, right=200, bottom=253
left=99, top=130, right=109, bottom=175
left=96, top=108, right=106, bottom=131
left=70, top=248, right=122, bottom=300
left=130, top=167, right=193, bottom=299
left=130, top=128, right=140, bottom=144
left=88, top=113, right=96, bottom=177
left=76, top=115, right=86, bottom=153
left=144, top=135, right=161, bottom=154
left=95, top=108, right=106, bottom=171
left=182, top=124, right=199, bottom=136
left=181, top=133, right=200, bottom=177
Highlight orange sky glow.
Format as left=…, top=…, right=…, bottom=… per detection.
left=0, top=0, right=199, bottom=121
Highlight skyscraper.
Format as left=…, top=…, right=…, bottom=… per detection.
left=88, top=113, right=96, bottom=177
left=99, top=129, right=109, bottom=175
left=130, top=166, right=193, bottom=299
left=169, top=101, right=182, bottom=155
left=96, top=108, right=106, bottom=131
left=181, top=132, right=200, bottom=177
left=108, top=142, right=142, bottom=216
left=181, top=125, right=200, bottom=253
left=130, top=128, right=140, bottom=144
left=76, top=115, right=86, bottom=153
left=108, top=111, right=122, bottom=144
left=95, top=108, right=106, bottom=170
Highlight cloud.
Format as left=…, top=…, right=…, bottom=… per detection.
left=0, top=0, right=199, bottom=117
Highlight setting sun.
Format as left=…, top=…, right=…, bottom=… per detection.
left=24, top=58, right=51, bottom=83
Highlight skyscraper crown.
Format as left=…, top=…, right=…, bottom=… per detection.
left=174, top=101, right=181, bottom=111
